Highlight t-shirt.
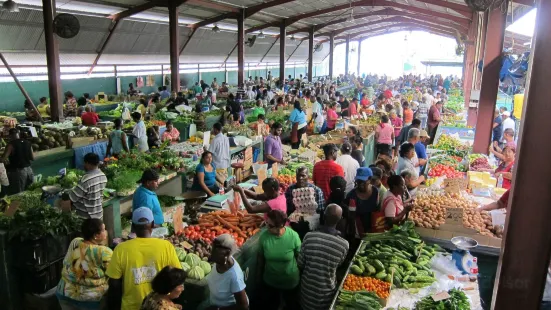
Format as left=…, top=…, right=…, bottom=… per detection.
left=398, top=156, right=419, bottom=177
left=56, top=238, right=113, bottom=302
left=326, top=109, right=338, bottom=129
left=251, top=107, right=265, bottom=118
left=390, top=117, right=403, bottom=139
left=312, top=101, right=324, bottom=125
left=259, top=228, right=301, bottom=290
left=265, top=195, right=287, bottom=221
left=417, top=101, right=429, bottom=116
left=81, top=112, right=99, bottom=126
left=428, top=105, right=441, bottom=129
left=502, top=117, right=515, bottom=137
left=313, top=160, right=344, bottom=199
left=403, top=108, right=413, bottom=124
left=105, top=238, right=181, bottom=310
left=132, top=186, right=164, bottom=225
left=206, top=258, right=247, bottom=307
left=195, top=163, right=217, bottom=188
left=382, top=190, right=403, bottom=217
left=264, top=135, right=283, bottom=165
left=335, top=154, right=360, bottom=194
left=493, top=116, right=503, bottom=142
left=415, top=142, right=427, bottom=161
left=289, top=108, right=307, bottom=128
left=376, top=123, right=394, bottom=145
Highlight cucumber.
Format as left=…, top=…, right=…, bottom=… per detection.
left=393, top=275, right=402, bottom=288
left=385, top=274, right=392, bottom=282
left=363, top=262, right=376, bottom=275
left=375, top=271, right=387, bottom=279
left=372, top=259, right=385, bottom=272
left=350, top=265, right=363, bottom=275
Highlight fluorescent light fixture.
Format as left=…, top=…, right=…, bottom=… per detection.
left=258, top=31, right=265, bottom=39
left=506, top=8, right=536, bottom=37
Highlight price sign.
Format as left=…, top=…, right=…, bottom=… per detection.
left=444, top=178, right=468, bottom=190
left=445, top=184, right=461, bottom=194
left=445, top=207, right=464, bottom=225
left=271, top=163, right=278, bottom=178
left=431, top=291, right=451, bottom=302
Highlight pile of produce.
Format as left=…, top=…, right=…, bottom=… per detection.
left=413, top=288, right=469, bottom=310
left=223, top=123, right=254, bottom=137
left=469, top=154, right=492, bottom=171
left=43, top=121, right=78, bottom=130
left=168, top=141, right=204, bottom=158
left=336, top=291, right=383, bottom=310
left=28, top=128, right=68, bottom=151
left=195, top=210, right=263, bottom=246
left=351, top=222, right=442, bottom=289
left=433, top=135, right=471, bottom=158
left=410, top=192, right=496, bottom=236
left=168, top=233, right=212, bottom=262
left=429, top=156, right=466, bottom=172
left=265, top=111, right=289, bottom=124
left=28, top=169, right=84, bottom=191
left=428, top=164, right=464, bottom=178
left=98, top=103, right=124, bottom=118
left=343, top=274, right=390, bottom=299
left=170, top=244, right=212, bottom=281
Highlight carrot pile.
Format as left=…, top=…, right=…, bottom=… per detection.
left=194, top=210, right=263, bottom=247
left=343, top=274, right=391, bottom=299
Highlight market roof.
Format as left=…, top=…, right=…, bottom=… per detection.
left=0, top=0, right=535, bottom=66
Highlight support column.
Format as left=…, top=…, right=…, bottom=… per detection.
left=237, top=9, right=245, bottom=86
left=308, top=26, right=314, bottom=82
left=329, top=33, right=334, bottom=79
left=464, top=12, right=481, bottom=127
left=168, top=0, right=180, bottom=91
left=42, top=0, right=63, bottom=122
left=472, top=4, right=507, bottom=153
left=357, top=39, right=362, bottom=76
left=493, top=1, right=551, bottom=308
left=279, top=20, right=286, bottom=88
left=345, top=35, right=350, bottom=76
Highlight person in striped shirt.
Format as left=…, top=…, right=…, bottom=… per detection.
left=68, top=153, right=108, bottom=219
left=298, top=204, right=349, bottom=310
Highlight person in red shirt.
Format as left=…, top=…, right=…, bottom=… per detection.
left=81, top=106, right=99, bottom=126
left=479, top=189, right=510, bottom=211
left=427, top=101, right=443, bottom=144
left=313, top=143, right=344, bottom=199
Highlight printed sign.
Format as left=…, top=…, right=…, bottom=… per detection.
left=172, top=206, right=183, bottom=233
left=444, top=178, right=468, bottom=190
left=445, top=207, right=464, bottom=225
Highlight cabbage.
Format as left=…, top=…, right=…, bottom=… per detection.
left=180, top=262, right=191, bottom=272
left=184, top=253, right=201, bottom=267
left=188, top=266, right=205, bottom=280
left=175, top=247, right=187, bottom=262
left=199, top=261, right=212, bottom=275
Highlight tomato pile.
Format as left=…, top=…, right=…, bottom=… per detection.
left=181, top=225, right=250, bottom=247
left=343, top=274, right=390, bottom=299
left=276, top=175, right=296, bottom=194
left=428, top=164, right=464, bottom=178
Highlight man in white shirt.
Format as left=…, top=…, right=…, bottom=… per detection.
left=335, top=143, right=360, bottom=194
left=208, top=123, right=230, bottom=186
left=501, top=111, right=515, bottom=143
left=266, top=86, right=275, bottom=102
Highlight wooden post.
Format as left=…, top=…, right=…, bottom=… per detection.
left=472, top=3, right=507, bottom=153
left=493, top=1, right=551, bottom=308
left=168, top=0, right=180, bottom=91
left=345, top=35, right=350, bottom=76
left=42, top=0, right=63, bottom=122
left=237, top=9, right=245, bottom=86
left=357, top=39, right=362, bottom=76
left=308, top=26, right=314, bottom=82
left=279, top=20, right=286, bottom=87
left=329, top=32, right=334, bottom=79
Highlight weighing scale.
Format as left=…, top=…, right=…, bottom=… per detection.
left=451, top=236, right=479, bottom=275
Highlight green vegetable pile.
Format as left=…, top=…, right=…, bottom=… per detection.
left=352, top=221, right=446, bottom=289
left=158, top=195, right=178, bottom=208
left=107, top=169, right=142, bottom=192
left=7, top=204, right=82, bottom=241
left=266, top=111, right=289, bottom=124
left=336, top=291, right=382, bottom=310
left=414, top=288, right=470, bottom=310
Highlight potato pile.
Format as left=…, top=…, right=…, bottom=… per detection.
left=411, top=192, right=497, bottom=237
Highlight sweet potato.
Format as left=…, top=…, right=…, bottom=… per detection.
left=216, top=215, right=247, bottom=239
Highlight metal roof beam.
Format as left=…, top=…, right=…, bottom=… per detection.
left=246, top=0, right=470, bottom=34
left=245, top=0, right=296, bottom=18
left=413, top=0, right=472, bottom=18
left=108, top=0, right=167, bottom=21
left=188, top=12, right=239, bottom=29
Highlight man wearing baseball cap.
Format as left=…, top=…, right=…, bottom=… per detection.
left=415, top=130, right=430, bottom=173
left=345, top=167, right=379, bottom=236
left=106, top=207, right=181, bottom=310
left=132, top=168, right=164, bottom=226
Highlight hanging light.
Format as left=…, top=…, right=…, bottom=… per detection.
left=212, top=24, right=220, bottom=33
left=2, top=0, right=19, bottom=12
left=290, top=35, right=296, bottom=41
left=258, top=31, right=265, bottom=39
left=346, top=9, right=354, bottom=22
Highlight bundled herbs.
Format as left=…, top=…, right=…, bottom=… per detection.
left=107, top=169, right=142, bottom=192
left=158, top=195, right=178, bottom=208
left=336, top=291, right=382, bottom=310
left=8, top=204, right=82, bottom=241
left=414, top=288, right=470, bottom=310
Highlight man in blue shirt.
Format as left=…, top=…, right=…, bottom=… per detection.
left=415, top=130, right=430, bottom=174
left=159, top=86, right=170, bottom=100
left=132, top=168, right=164, bottom=226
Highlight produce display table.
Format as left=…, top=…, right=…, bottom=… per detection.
left=91, top=103, right=119, bottom=113
left=362, top=132, right=376, bottom=167
left=32, top=148, right=75, bottom=177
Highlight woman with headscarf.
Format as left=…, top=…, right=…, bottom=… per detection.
left=289, top=101, right=307, bottom=149
left=204, top=234, right=249, bottom=310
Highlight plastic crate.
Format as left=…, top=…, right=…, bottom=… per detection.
left=11, top=235, right=71, bottom=268
left=17, top=257, right=64, bottom=294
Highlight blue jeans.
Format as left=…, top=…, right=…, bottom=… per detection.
left=418, top=115, right=428, bottom=131
left=56, top=294, right=101, bottom=310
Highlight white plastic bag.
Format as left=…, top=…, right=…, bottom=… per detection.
left=122, top=107, right=131, bottom=121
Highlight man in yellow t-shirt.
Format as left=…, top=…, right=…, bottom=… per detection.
left=106, top=207, right=180, bottom=310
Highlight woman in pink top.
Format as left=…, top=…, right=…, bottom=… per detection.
left=382, top=175, right=412, bottom=229
left=389, top=110, right=403, bottom=156
left=325, top=102, right=338, bottom=133
left=233, top=178, right=287, bottom=221
left=375, top=115, right=394, bottom=158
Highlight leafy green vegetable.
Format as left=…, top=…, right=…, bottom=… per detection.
left=414, top=288, right=470, bottom=310
left=8, top=204, right=82, bottom=241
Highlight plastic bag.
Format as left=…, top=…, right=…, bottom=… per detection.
left=122, top=107, right=131, bottom=121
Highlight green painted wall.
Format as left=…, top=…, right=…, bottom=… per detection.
left=0, top=65, right=316, bottom=112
